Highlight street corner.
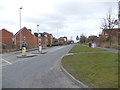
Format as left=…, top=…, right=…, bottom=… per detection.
left=16, top=54, right=37, bottom=58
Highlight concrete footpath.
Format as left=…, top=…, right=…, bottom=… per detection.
left=82, top=44, right=119, bottom=53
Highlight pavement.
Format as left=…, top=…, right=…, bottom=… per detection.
left=2, top=44, right=80, bottom=88
left=97, top=47, right=119, bottom=53
left=81, top=44, right=119, bottom=53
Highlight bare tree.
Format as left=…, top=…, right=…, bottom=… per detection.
left=101, top=9, right=117, bottom=30
left=80, top=34, right=87, bottom=43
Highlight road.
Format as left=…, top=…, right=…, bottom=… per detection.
left=2, top=44, right=80, bottom=88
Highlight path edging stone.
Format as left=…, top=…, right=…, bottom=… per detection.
left=60, top=55, right=89, bottom=88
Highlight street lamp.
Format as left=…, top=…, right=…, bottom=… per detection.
left=20, top=7, right=23, bottom=50
left=37, top=24, right=42, bottom=53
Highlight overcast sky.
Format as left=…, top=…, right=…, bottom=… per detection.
left=0, top=0, right=118, bottom=40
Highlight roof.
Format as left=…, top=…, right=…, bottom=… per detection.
left=43, top=32, right=53, bottom=36
left=14, top=27, right=34, bottom=37
left=34, top=33, right=45, bottom=37
left=0, top=28, right=13, bottom=35
left=103, top=28, right=120, bottom=32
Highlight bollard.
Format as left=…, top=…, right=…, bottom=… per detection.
left=92, top=43, right=97, bottom=48
left=89, top=43, right=92, bottom=47
left=22, top=47, right=26, bottom=56
left=39, top=45, right=42, bottom=53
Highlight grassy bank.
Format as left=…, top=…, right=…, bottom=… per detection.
left=69, top=45, right=106, bottom=53
left=61, top=45, right=118, bottom=88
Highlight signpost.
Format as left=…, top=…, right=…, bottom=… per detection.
left=76, top=35, right=80, bottom=43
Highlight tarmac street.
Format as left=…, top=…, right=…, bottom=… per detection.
left=2, top=44, right=80, bottom=88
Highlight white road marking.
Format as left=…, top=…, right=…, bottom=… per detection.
left=2, top=59, right=12, bottom=64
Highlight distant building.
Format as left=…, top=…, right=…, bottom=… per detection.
left=42, top=32, right=53, bottom=45
left=14, top=27, right=38, bottom=46
left=67, top=40, right=74, bottom=44
left=53, top=37, right=59, bottom=43
left=0, top=29, right=14, bottom=45
left=88, top=35, right=98, bottom=43
left=34, top=33, right=47, bottom=46
left=59, top=37, right=67, bottom=44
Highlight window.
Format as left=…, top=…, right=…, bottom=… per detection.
left=46, top=39, right=48, bottom=42
left=45, top=35, right=47, bottom=37
left=39, top=39, right=41, bottom=41
left=24, top=36, right=26, bottom=40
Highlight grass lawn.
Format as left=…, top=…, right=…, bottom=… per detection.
left=69, top=45, right=106, bottom=53
left=61, top=52, right=118, bottom=88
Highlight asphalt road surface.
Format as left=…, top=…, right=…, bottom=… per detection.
left=2, top=44, right=80, bottom=88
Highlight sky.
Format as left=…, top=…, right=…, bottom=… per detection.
left=0, top=0, right=118, bottom=40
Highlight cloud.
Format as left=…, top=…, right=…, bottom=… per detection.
left=24, top=1, right=117, bottom=39
left=0, top=0, right=117, bottom=40
left=0, top=6, right=4, bottom=10
left=25, top=13, right=68, bottom=30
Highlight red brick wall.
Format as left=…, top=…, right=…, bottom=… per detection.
left=40, top=37, right=47, bottom=46
left=14, top=27, right=38, bottom=46
left=0, top=29, right=13, bottom=45
left=43, top=32, right=53, bottom=45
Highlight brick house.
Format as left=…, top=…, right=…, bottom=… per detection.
left=42, top=32, right=53, bottom=45
left=34, top=33, right=47, bottom=46
left=96, top=28, right=120, bottom=47
left=0, top=29, right=14, bottom=45
left=88, top=35, right=98, bottom=43
left=14, top=27, right=38, bottom=47
left=59, top=37, right=67, bottom=44
left=102, top=28, right=120, bottom=37
left=53, top=37, right=59, bottom=43
left=34, top=32, right=53, bottom=46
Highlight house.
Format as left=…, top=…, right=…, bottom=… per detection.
left=102, top=28, right=120, bottom=37
left=88, top=35, right=98, bottom=43
left=14, top=27, right=38, bottom=47
left=34, top=32, right=53, bottom=46
left=96, top=28, right=120, bottom=47
left=0, top=29, right=14, bottom=45
left=42, top=32, right=53, bottom=45
left=59, top=37, right=67, bottom=44
left=67, top=40, right=74, bottom=44
left=34, top=33, right=47, bottom=46
left=53, top=37, right=59, bottom=43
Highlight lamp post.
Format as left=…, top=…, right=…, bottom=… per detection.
left=20, top=7, right=23, bottom=50
left=37, top=24, right=41, bottom=53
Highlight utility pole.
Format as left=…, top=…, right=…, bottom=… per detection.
left=20, top=7, right=23, bottom=50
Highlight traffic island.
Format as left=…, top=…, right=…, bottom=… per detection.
left=17, top=54, right=37, bottom=58
left=32, top=52, right=47, bottom=54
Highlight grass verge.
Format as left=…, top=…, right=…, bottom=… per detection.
left=61, top=52, right=118, bottom=88
left=69, top=45, right=106, bottom=53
